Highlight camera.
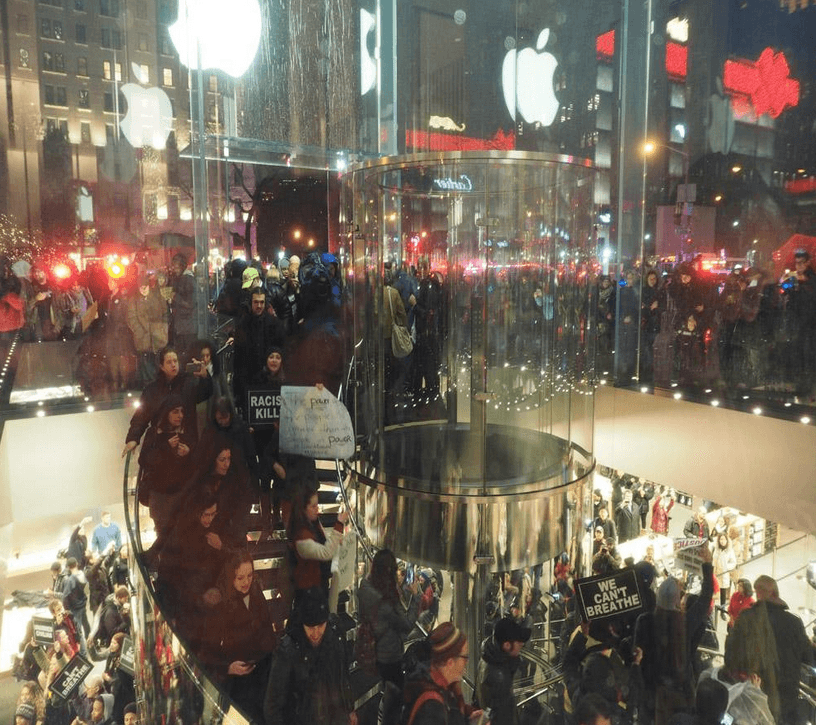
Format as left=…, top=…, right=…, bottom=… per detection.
left=185, top=362, right=202, bottom=374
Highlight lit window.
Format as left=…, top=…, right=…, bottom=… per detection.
left=103, top=60, right=112, bottom=79
left=162, top=67, right=173, bottom=86
left=139, top=63, right=149, bottom=82
left=115, top=62, right=122, bottom=81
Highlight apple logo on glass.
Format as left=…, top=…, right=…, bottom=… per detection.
left=120, top=63, right=173, bottom=149
left=360, top=9, right=377, bottom=96
left=169, top=0, right=261, bottom=78
left=502, top=29, right=559, bottom=127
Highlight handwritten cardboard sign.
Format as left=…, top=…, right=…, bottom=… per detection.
left=246, top=385, right=281, bottom=428
left=279, top=386, right=355, bottom=460
left=32, top=616, right=55, bottom=647
left=575, top=568, right=643, bottom=622
left=49, top=653, right=93, bottom=700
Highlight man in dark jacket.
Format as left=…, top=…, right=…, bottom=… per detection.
left=725, top=574, right=814, bottom=725
left=169, top=253, right=197, bottom=353
left=232, top=290, right=286, bottom=410
left=614, top=489, right=640, bottom=544
left=476, top=616, right=531, bottom=725
left=683, top=506, right=710, bottom=540
left=263, top=589, right=356, bottom=725
left=122, top=345, right=212, bottom=457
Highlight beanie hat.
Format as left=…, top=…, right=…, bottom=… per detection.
left=123, top=703, right=138, bottom=716
left=16, top=703, right=36, bottom=723
left=279, top=257, right=290, bottom=270
left=494, top=616, right=531, bottom=645
left=299, top=588, right=329, bottom=626
left=428, top=621, right=466, bottom=663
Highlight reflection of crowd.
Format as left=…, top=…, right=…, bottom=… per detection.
left=595, top=251, right=816, bottom=397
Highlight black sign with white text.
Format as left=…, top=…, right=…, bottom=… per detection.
left=49, top=654, right=93, bottom=700
left=119, top=636, right=135, bottom=676
left=246, top=385, right=281, bottom=428
left=32, top=616, right=54, bottom=646
left=575, top=568, right=643, bottom=622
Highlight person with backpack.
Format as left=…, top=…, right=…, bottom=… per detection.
left=356, top=549, right=420, bottom=688
left=401, top=622, right=486, bottom=725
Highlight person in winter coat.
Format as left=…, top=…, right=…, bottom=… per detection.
left=724, top=574, right=814, bottom=725
left=89, top=693, right=116, bottom=725
left=137, top=393, right=195, bottom=533
left=615, top=489, right=640, bottom=543
left=401, top=622, right=483, bottom=725
left=122, top=345, right=212, bottom=457
left=635, top=544, right=713, bottom=725
left=710, top=533, right=737, bottom=608
left=476, top=616, right=531, bottom=725
left=0, top=255, right=24, bottom=343
left=200, top=552, right=279, bottom=724
left=91, top=586, right=130, bottom=652
left=169, top=253, right=197, bottom=354
left=263, top=588, right=356, bottom=725
left=357, top=549, right=420, bottom=687
left=102, top=632, right=135, bottom=725
left=650, top=490, right=675, bottom=535
left=126, top=275, right=168, bottom=386
left=726, top=579, right=754, bottom=631
left=214, top=258, right=246, bottom=317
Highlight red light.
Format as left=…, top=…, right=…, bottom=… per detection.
left=723, top=48, right=800, bottom=119
left=53, top=263, right=71, bottom=280
left=107, top=262, right=125, bottom=279
left=596, top=29, right=615, bottom=60
left=785, top=177, right=816, bottom=195
left=405, top=128, right=515, bottom=151
left=665, top=42, right=688, bottom=80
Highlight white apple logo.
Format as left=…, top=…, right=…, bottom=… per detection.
left=502, top=29, right=559, bottom=127
left=120, top=81, right=174, bottom=149
left=169, top=0, right=261, bottom=78
left=360, top=8, right=377, bottom=96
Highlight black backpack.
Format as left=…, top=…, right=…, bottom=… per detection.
left=298, top=252, right=332, bottom=318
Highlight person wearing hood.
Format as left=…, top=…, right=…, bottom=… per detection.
left=198, top=396, right=258, bottom=481
left=322, top=253, right=342, bottom=307
left=476, top=615, right=531, bottom=725
left=724, top=574, right=814, bottom=724
left=89, top=694, right=116, bottom=725
left=137, top=393, right=195, bottom=536
left=214, top=257, right=247, bottom=317
left=356, top=549, right=420, bottom=688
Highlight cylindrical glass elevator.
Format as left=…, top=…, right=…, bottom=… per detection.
left=342, top=150, right=598, bottom=574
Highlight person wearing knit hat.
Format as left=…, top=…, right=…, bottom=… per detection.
left=15, top=703, right=36, bottom=725
left=476, top=616, right=531, bottom=724
left=263, top=587, right=357, bottom=725
left=401, top=622, right=485, bottom=725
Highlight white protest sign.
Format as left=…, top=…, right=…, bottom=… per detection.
left=279, top=385, right=355, bottom=460
left=335, top=529, right=357, bottom=592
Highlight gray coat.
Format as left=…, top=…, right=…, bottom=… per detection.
left=357, top=577, right=419, bottom=665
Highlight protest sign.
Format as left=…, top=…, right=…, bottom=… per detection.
left=49, top=654, right=93, bottom=700
left=118, top=636, right=135, bottom=676
left=279, top=385, right=354, bottom=459
left=575, top=568, right=643, bottom=622
left=246, top=385, right=282, bottom=428
left=32, top=616, right=54, bottom=646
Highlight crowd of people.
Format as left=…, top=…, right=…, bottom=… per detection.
left=595, top=251, right=816, bottom=396
left=10, top=513, right=135, bottom=725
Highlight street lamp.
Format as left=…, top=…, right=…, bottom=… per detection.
left=642, top=139, right=692, bottom=262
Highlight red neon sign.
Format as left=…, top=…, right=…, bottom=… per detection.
left=723, top=48, right=799, bottom=119
left=665, top=42, right=688, bottom=80
left=405, top=128, right=515, bottom=152
left=596, top=29, right=615, bottom=60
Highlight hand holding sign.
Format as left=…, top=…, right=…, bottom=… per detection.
left=279, top=386, right=355, bottom=460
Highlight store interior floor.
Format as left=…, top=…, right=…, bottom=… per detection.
left=1, top=494, right=813, bottom=717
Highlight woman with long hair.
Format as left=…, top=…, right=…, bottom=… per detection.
left=357, top=549, right=420, bottom=688
left=712, top=532, right=737, bottom=607
left=201, top=551, right=278, bottom=723
left=287, top=488, right=348, bottom=607
left=726, top=578, right=754, bottom=631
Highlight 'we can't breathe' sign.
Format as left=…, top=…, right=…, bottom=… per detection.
left=279, top=385, right=355, bottom=460
left=574, top=568, right=644, bottom=622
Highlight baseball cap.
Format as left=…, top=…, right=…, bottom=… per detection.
left=241, top=266, right=260, bottom=289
